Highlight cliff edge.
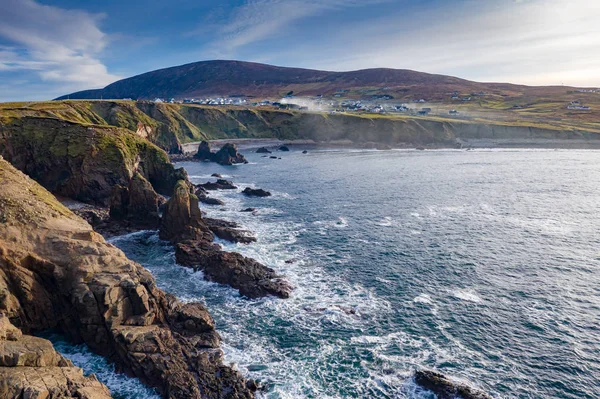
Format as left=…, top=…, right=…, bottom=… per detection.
left=0, top=156, right=254, bottom=398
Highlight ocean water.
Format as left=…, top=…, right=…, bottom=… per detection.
left=58, top=148, right=600, bottom=398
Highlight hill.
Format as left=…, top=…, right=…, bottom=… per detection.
left=3, top=101, right=600, bottom=156
left=56, top=60, right=555, bottom=101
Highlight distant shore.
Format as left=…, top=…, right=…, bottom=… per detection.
left=180, top=137, right=600, bottom=154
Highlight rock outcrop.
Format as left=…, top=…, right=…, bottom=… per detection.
left=0, top=116, right=187, bottom=206
left=256, top=147, right=271, bottom=154
left=414, top=370, right=492, bottom=399
left=0, top=158, right=253, bottom=399
left=242, top=187, right=272, bottom=197
left=205, top=218, right=256, bottom=244
left=193, top=142, right=247, bottom=165
left=194, top=141, right=213, bottom=161
left=0, top=314, right=113, bottom=399
left=198, top=179, right=237, bottom=190
left=159, top=180, right=214, bottom=244
left=175, top=242, right=291, bottom=299
left=109, top=172, right=160, bottom=228
left=213, top=143, right=248, bottom=165
left=159, top=179, right=290, bottom=298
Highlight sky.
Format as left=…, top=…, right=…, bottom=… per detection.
left=1, top=0, right=599, bottom=101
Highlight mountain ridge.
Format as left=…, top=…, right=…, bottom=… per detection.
left=56, top=60, right=567, bottom=101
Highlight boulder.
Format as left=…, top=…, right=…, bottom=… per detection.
left=200, top=197, right=225, bottom=206
left=240, top=208, right=257, bottom=213
left=269, top=156, right=278, bottom=159
left=159, top=180, right=214, bottom=244
left=279, top=145, right=290, bottom=151
left=198, top=179, right=238, bottom=190
left=242, top=187, right=272, bottom=197
left=302, top=150, right=308, bottom=154
left=211, top=173, right=223, bottom=178
left=256, top=147, right=271, bottom=154
left=205, top=218, right=256, bottom=244
left=213, top=143, right=248, bottom=165
left=175, top=241, right=292, bottom=298
left=414, top=370, right=492, bottom=399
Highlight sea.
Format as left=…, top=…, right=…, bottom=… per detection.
left=50, top=147, right=600, bottom=399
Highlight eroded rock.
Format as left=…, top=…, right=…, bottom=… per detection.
left=414, top=370, right=492, bottom=399
left=175, top=242, right=291, bottom=299
left=0, top=158, right=253, bottom=399
left=242, top=187, right=271, bottom=197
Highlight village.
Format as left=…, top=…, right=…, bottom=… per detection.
left=148, top=86, right=597, bottom=119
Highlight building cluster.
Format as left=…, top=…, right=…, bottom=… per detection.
left=567, top=100, right=591, bottom=110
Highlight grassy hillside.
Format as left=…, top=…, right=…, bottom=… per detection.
left=1, top=101, right=599, bottom=157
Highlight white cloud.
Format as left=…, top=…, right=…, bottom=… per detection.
left=204, top=0, right=392, bottom=58
left=0, top=0, right=120, bottom=89
left=202, top=0, right=600, bottom=87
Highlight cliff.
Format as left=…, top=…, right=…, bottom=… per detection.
left=0, top=157, right=254, bottom=398
left=1, top=101, right=599, bottom=159
left=0, top=115, right=186, bottom=205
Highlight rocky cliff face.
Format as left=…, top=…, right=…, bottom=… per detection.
left=0, top=116, right=187, bottom=206
left=0, top=314, right=113, bottom=399
left=2, top=102, right=599, bottom=158
left=0, top=157, right=254, bottom=398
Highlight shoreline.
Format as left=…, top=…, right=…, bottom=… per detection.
left=181, top=137, right=600, bottom=154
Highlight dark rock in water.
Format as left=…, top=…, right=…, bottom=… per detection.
left=269, top=156, right=278, bottom=159
left=213, top=143, right=248, bottom=165
left=414, top=370, right=492, bottom=399
left=261, top=155, right=268, bottom=158
left=211, top=173, right=223, bottom=178
left=200, top=197, right=225, bottom=206
left=205, top=218, right=256, bottom=244
left=243, top=187, right=272, bottom=197
left=241, top=208, right=257, bottom=212
left=198, top=179, right=238, bottom=190
left=194, top=141, right=247, bottom=165
left=205, top=218, right=239, bottom=229
left=416, top=146, right=426, bottom=151
left=278, top=157, right=282, bottom=160
left=175, top=241, right=292, bottom=298
left=159, top=180, right=214, bottom=243
left=285, top=259, right=297, bottom=264
left=279, top=145, right=290, bottom=151
left=256, top=147, right=272, bottom=153
left=302, top=150, right=308, bottom=154
left=194, top=140, right=213, bottom=161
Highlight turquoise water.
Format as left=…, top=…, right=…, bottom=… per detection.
left=58, top=148, right=600, bottom=398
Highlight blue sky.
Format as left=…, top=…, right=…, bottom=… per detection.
left=1, top=0, right=599, bottom=101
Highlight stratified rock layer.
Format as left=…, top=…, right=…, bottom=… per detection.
left=0, top=314, right=113, bottom=399
left=0, top=157, right=253, bottom=399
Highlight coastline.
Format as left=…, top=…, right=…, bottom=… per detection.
left=180, top=137, right=600, bottom=154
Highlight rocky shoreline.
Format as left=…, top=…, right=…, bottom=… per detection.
left=0, top=128, right=493, bottom=398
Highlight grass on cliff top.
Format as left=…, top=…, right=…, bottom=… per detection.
left=2, top=99, right=600, bottom=138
